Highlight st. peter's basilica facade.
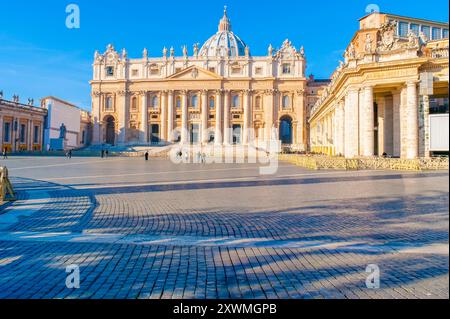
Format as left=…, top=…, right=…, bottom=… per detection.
left=90, top=8, right=312, bottom=150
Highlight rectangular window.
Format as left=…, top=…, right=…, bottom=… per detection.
left=432, top=27, right=442, bottom=40
left=208, top=67, right=216, bottom=73
left=255, top=67, right=263, bottom=75
left=399, top=21, right=409, bottom=37
left=33, top=126, right=39, bottom=144
left=20, top=124, right=26, bottom=144
left=421, top=25, right=431, bottom=39
left=131, top=69, right=139, bottom=77
left=410, top=24, right=419, bottom=35
left=4, top=122, right=10, bottom=143
left=282, top=64, right=291, bottom=74
left=150, top=68, right=159, bottom=75
left=443, top=29, right=449, bottom=39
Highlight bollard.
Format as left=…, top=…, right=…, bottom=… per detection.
left=0, top=167, right=15, bottom=202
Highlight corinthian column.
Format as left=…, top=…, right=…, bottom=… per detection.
left=406, top=81, right=419, bottom=159
left=201, top=90, right=209, bottom=144
left=223, top=90, right=231, bottom=144
left=264, top=89, right=275, bottom=142
left=243, top=90, right=251, bottom=145
left=215, top=90, right=223, bottom=145
left=362, top=86, right=374, bottom=157
left=140, top=92, right=148, bottom=144
left=167, top=91, right=174, bottom=142
left=92, top=92, right=102, bottom=144
left=160, top=91, right=167, bottom=142
left=181, top=90, right=188, bottom=144
left=118, top=90, right=129, bottom=145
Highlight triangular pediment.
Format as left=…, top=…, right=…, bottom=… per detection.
left=167, top=66, right=223, bottom=81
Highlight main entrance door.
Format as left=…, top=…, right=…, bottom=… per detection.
left=105, top=116, right=115, bottom=145
left=150, top=124, right=160, bottom=144
left=279, top=116, right=293, bottom=145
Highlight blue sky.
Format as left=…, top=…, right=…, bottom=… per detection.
left=0, top=0, right=448, bottom=110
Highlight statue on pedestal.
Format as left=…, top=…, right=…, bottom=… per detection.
left=59, top=123, right=67, bottom=139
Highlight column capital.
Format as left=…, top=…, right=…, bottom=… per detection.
left=347, top=86, right=359, bottom=94
left=406, top=80, right=419, bottom=87
left=117, top=90, right=129, bottom=97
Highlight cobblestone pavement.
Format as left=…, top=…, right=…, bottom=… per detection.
left=0, top=156, right=448, bottom=299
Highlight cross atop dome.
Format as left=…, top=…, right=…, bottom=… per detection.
left=218, top=5, right=232, bottom=32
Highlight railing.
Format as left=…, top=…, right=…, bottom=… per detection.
left=431, top=47, right=449, bottom=59
left=0, top=167, right=15, bottom=202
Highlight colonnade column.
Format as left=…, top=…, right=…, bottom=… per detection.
left=0, top=116, right=4, bottom=150
left=406, top=81, right=419, bottom=159
left=344, top=87, right=359, bottom=158
left=215, top=90, right=223, bottom=145
left=422, top=95, right=431, bottom=158
left=181, top=90, right=188, bottom=144
left=167, top=91, right=174, bottom=142
left=201, top=90, right=209, bottom=144
left=223, top=90, right=231, bottom=145
left=140, top=92, right=148, bottom=144
left=337, top=100, right=345, bottom=156
left=362, top=86, right=374, bottom=157
left=160, top=91, right=167, bottom=142
left=27, top=119, right=32, bottom=150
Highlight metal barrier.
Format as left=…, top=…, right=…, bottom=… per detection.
left=0, top=167, right=15, bottom=202
left=279, top=155, right=449, bottom=171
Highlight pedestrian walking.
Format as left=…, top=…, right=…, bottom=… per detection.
left=2, top=148, right=7, bottom=160
left=105, top=150, right=109, bottom=158
left=145, top=151, right=149, bottom=161
left=101, top=149, right=105, bottom=158
left=68, top=150, right=72, bottom=159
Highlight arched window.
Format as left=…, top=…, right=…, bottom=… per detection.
left=131, top=97, right=138, bottom=111
left=255, top=96, right=262, bottom=109
left=232, top=95, right=240, bottom=108
left=176, top=96, right=181, bottom=108
left=151, top=96, right=159, bottom=109
left=209, top=97, right=215, bottom=109
left=282, top=95, right=290, bottom=109
left=105, top=96, right=113, bottom=110
left=191, top=95, right=199, bottom=108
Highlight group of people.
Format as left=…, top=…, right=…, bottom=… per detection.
left=174, top=150, right=207, bottom=164
left=65, top=150, right=73, bottom=159
left=100, top=149, right=109, bottom=158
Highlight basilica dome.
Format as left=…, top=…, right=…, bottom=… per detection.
left=199, top=7, right=248, bottom=58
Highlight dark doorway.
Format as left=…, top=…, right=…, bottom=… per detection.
left=150, top=124, right=160, bottom=144
left=279, top=116, right=293, bottom=144
left=232, top=124, right=242, bottom=145
left=190, top=124, right=200, bottom=144
left=105, top=116, right=115, bottom=145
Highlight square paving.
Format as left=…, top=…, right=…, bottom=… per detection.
left=0, top=156, right=448, bottom=299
